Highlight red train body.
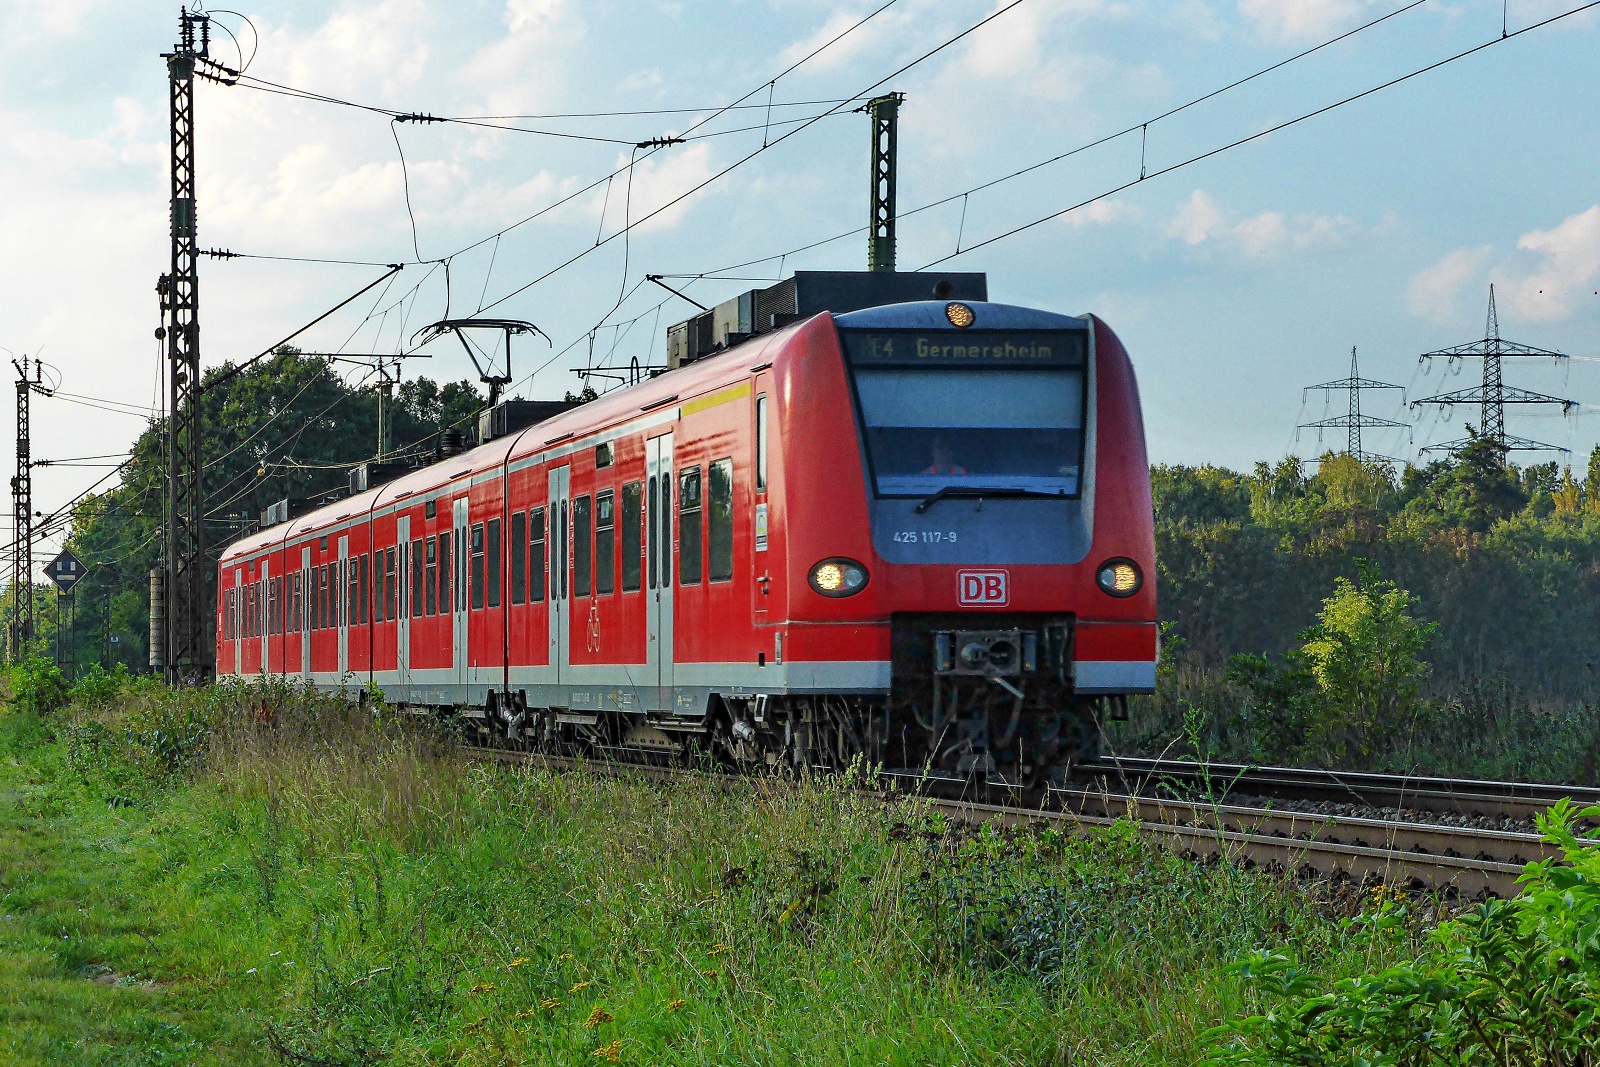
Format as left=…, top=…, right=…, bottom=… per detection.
left=218, top=295, right=1155, bottom=775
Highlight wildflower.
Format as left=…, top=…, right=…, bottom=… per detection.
left=700, top=969, right=719, bottom=978
left=592, top=1040, right=622, bottom=1063
left=540, top=997, right=561, bottom=1010
left=507, top=957, right=531, bottom=969
left=666, top=998, right=686, bottom=1013
left=514, top=1008, right=536, bottom=1019
left=469, top=982, right=496, bottom=994
left=569, top=980, right=591, bottom=993
left=584, top=1007, right=614, bottom=1030
left=559, top=952, right=574, bottom=961
left=706, top=943, right=728, bottom=957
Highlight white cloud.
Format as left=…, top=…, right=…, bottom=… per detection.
left=1166, top=189, right=1353, bottom=258
left=459, top=0, right=583, bottom=113
left=590, top=143, right=721, bottom=236
left=1407, top=206, right=1600, bottom=325
left=1238, top=0, right=1368, bottom=41
left=1406, top=246, right=1493, bottom=322
left=1498, top=205, right=1600, bottom=322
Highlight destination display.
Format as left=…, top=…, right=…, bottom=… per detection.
left=841, top=329, right=1086, bottom=367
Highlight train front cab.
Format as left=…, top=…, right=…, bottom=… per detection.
left=761, top=300, right=1156, bottom=775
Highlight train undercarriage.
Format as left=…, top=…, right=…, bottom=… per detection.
left=467, top=613, right=1123, bottom=784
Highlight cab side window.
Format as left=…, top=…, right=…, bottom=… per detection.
left=678, top=468, right=702, bottom=585
left=709, top=458, right=734, bottom=582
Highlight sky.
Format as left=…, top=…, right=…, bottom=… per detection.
left=2, top=0, right=1599, bottom=568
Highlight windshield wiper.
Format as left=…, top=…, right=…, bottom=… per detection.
left=914, top=486, right=1066, bottom=514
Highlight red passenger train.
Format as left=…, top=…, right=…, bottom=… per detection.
left=218, top=271, right=1156, bottom=778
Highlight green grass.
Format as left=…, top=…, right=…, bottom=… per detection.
left=0, top=688, right=1408, bottom=1066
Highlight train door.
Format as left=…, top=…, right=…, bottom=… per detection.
left=396, top=515, right=410, bottom=692
left=646, top=434, right=674, bottom=695
left=300, top=547, right=311, bottom=683
left=259, top=558, right=270, bottom=675
left=231, top=569, right=242, bottom=675
left=337, top=535, right=349, bottom=678
left=752, top=382, right=771, bottom=627
left=453, top=498, right=469, bottom=693
left=548, top=467, right=570, bottom=688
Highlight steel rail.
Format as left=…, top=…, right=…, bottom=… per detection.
left=1093, top=757, right=1600, bottom=823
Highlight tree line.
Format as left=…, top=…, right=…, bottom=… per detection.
left=2, top=349, right=486, bottom=672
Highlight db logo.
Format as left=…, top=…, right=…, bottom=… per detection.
left=958, top=570, right=1009, bottom=606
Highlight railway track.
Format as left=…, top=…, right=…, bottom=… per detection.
left=1089, top=757, right=1600, bottom=825
left=471, top=748, right=1597, bottom=898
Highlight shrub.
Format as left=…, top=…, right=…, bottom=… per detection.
left=1206, top=798, right=1600, bottom=1065
left=1297, top=560, right=1436, bottom=763
left=68, top=662, right=133, bottom=711
left=9, top=655, right=69, bottom=716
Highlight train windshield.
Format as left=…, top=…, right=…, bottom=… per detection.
left=841, top=328, right=1088, bottom=499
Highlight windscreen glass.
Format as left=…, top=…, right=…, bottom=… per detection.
left=842, top=328, right=1087, bottom=498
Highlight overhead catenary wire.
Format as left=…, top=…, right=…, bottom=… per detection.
left=918, top=0, right=1600, bottom=269
left=473, top=0, right=1035, bottom=317
left=673, top=0, right=1436, bottom=282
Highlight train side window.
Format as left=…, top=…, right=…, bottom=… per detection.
left=756, top=394, right=768, bottom=491
left=358, top=554, right=369, bottom=626
left=470, top=523, right=485, bottom=610
left=621, top=482, right=642, bottom=592
left=659, top=468, right=671, bottom=590
left=487, top=518, right=502, bottom=608
left=529, top=508, right=546, bottom=603
left=345, top=560, right=356, bottom=626
left=596, top=491, right=615, bottom=595
left=510, top=511, right=526, bottom=604
left=573, top=496, right=592, bottom=598
left=557, top=502, right=568, bottom=600
left=386, top=547, right=398, bottom=620
left=678, top=467, right=702, bottom=586
left=438, top=531, right=451, bottom=615
left=411, top=539, right=424, bottom=617
left=709, top=458, right=734, bottom=582
left=425, top=537, right=438, bottom=616
left=647, top=476, right=658, bottom=590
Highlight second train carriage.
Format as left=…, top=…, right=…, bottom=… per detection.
left=218, top=271, right=1157, bottom=777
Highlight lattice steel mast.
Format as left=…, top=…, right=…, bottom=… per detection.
left=863, top=92, right=903, bottom=272
left=9, top=358, right=44, bottom=657
left=161, top=10, right=212, bottom=683
left=1299, top=347, right=1407, bottom=463
left=1411, top=285, right=1574, bottom=454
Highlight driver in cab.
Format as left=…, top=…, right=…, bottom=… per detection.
left=923, top=439, right=968, bottom=476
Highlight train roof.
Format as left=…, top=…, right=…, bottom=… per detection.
left=219, top=299, right=1099, bottom=564
left=218, top=312, right=811, bottom=562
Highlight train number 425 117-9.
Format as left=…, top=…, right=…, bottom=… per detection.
left=892, top=530, right=958, bottom=544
